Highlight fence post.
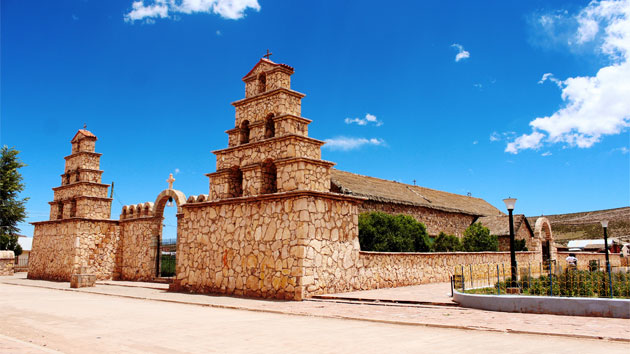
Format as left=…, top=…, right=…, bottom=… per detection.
left=461, top=265, right=465, bottom=292
left=487, top=264, right=490, bottom=288
left=496, top=264, right=501, bottom=295
left=607, top=262, right=613, bottom=299
left=548, top=261, right=553, bottom=296
left=470, top=264, right=474, bottom=289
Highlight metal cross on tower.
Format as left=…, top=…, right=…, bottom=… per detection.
left=263, top=49, right=272, bottom=59
left=166, top=173, right=175, bottom=190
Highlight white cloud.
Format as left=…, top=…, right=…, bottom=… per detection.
left=451, top=43, right=470, bottom=62
left=124, top=0, right=260, bottom=23
left=541, top=151, right=552, bottom=156
left=323, top=137, right=385, bottom=151
left=344, top=113, right=383, bottom=127
left=490, top=131, right=516, bottom=142
left=174, top=168, right=181, bottom=174
left=538, top=73, right=563, bottom=87
left=473, top=83, right=483, bottom=89
left=472, top=140, right=478, bottom=145
left=508, top=0, right=630, bottom=154
left=216, top=30, right=222, bottom=36
left=612, top=146, right=629, bottom=153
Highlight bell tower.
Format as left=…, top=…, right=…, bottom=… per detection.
left=48, top=129, right=112, bottom=220
left=207, top=57, right=335, bottom=199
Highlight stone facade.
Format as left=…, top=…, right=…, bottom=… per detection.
left=0, top=251, right=15, bottom=276
left=28, top=58, right=559, bottom=300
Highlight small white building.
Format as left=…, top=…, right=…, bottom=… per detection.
left=16, top=235, right=32, bottom=270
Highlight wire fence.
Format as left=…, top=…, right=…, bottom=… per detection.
left=452, top=261, right=630, bottom=298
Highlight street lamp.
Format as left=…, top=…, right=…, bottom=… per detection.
left=601, top=220, right=613, bottom=298
left=503, top=198, right=518, bottom=292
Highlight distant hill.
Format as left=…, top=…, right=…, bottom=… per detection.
left=527, top=207, right=630, bottom=246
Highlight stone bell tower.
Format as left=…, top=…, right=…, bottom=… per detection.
left=29, top=129, right=120, bottom=281
left=49, top=129, right=113, bottom=220
left=207, top=58, right=334, bottom=198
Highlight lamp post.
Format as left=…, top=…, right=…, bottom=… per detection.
left=503, top=198, right=518, bottom=291
left=601, top=220, right=613, bottom=298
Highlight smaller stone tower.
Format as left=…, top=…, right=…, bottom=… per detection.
left=49, top=129, right=112, bottom=220
left=29, top=129, right=120, bottom=281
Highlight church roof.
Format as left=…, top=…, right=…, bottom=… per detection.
left=330, top=169, right=503, bottom=217
left=477, top=214, right=533, bottom=237
left=242, top=58, right=294, bottom=80
left=70, top=129, right=96, bottom=142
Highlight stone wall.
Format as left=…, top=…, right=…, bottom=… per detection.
left=557, top=251, right=622, bottom=270
left=28, top=220, right=120, bottom=281
left=358, top=200, right=477, bottom=237
left=0, top=251, right=15, bottom=276
left=214, top=135, right=322, bottom=170
left=171, top=192, right=359, bottom=301
left=119, top=218, right=160, bottom=281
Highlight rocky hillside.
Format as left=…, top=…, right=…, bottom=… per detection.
left=528, top=207, right=630, bottom=246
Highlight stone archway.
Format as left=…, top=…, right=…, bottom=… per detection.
left=153, top=189, right=186, bottom=279
left=534, top=217, right=555, bottom=262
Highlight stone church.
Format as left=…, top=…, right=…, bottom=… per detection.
left=29, top=57, right=553, bottom=300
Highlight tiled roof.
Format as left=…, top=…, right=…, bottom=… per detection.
left=70, top=129, right=96, bottom=142
left=330, top=169, right=503, bottom=217
left=242, top=58, right=294, bottom=80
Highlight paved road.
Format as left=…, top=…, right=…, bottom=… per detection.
left=1, top=284, right=628, bottom=354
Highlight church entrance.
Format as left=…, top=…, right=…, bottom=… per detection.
left=151, top=175, right=186, bottom=282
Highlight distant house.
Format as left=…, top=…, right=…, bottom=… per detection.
left=565, top=239, right=621, bottom=253
left=16, top=235, right=32, bottom=271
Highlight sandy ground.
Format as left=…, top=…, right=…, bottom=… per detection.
left=0, top=281, right=629, bottom=353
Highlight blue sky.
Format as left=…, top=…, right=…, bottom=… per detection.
left=2, top=0, right=629, bottom=238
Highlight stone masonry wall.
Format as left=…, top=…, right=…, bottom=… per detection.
left=171, top=193, right=359, bottom=300
left=354, top=251, right=541, bottom=291
left=0, top=251, right=15, bottom=276
left=234, top=91, right=302, bottom=128
left=29, top=222, right=78, bottom=281
left=276, top=159, right=332, bottom=193
left=214, top=136, right=322, bottom=170
left=64, top=153, right=101, bottom=171
left=358, top=200, right=477, bottom=237
left=29, top=220, right=120, bottom=281
left=119, top=218, right=161, bottom=281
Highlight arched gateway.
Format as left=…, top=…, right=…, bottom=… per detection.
left=118, top=176, right=186, bottom=282
left=534, top=217, right=556, bottom=263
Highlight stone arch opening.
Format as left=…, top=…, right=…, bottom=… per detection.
left=258, top=72, right=267, bottom=93
left=534, top=217, right=555, bottom=263
left=228, top=167, right=243, bottom=197
left=70, top=199, right=77, bottom=217
left=261, top=159, right=277, bottom=194
left=240, top=120, right=250, bottom=144
left=264, top=113, right=275, bottom=139
left=153, top=189, right=186, bottom=279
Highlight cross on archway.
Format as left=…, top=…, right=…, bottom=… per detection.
left=263, top=49, right=272, bottom=59
left=166, top=173, right=175, bottom=190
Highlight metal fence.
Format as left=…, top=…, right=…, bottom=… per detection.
left=452, top=261, right=630, bottom=298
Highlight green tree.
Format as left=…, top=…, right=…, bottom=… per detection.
left=0, top=146, right=28, bottom=256
left=515, top=238, right=528, bottom=251
left=432, top=232, right=462, bottom=252
left=461, top=222, right=498, bottom=252
left=358, top=212, right=430, bottom=252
